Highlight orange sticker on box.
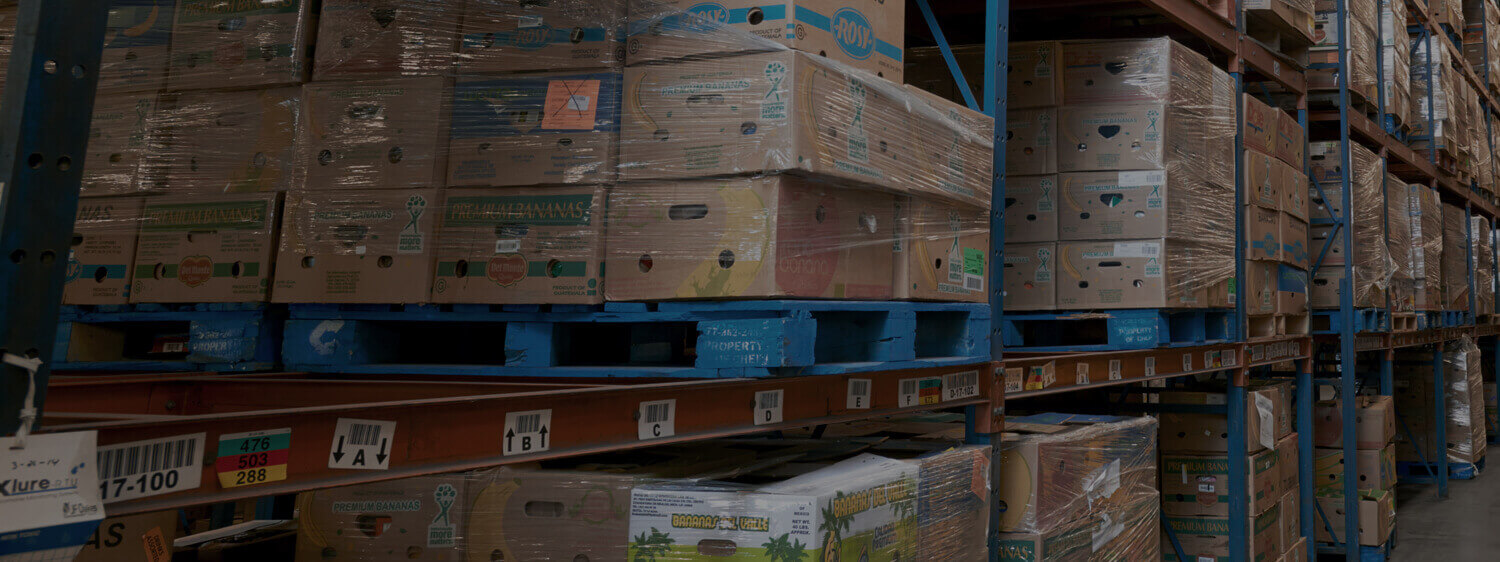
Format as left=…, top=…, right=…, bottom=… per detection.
left=142, top=527, right=169, bottom=562
left=541, top=80, right=601, bottom=130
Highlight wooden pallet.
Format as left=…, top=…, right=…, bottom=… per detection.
left=1001, top=308, right=1233, bottom=352
left=1249, top=313, right=1312, bottom=339
left=1391, top=313, right=1421, bottom=332
left=1244, top=9, right=1313, bottom=68
left=54, top=303, right=282, bottom=372
left=1477, top=314, right=1500, bottom=325
left=1311, top=308, right=1389, bottom=333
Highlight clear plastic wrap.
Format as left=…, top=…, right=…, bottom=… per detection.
left=1409, top=184, right=1444, bottom=310
left=0, top=5, right=13, bottom=101
left=1412, top=34, right=1461, bottom=151
left=143, top=87, right=304, bottom=194
left=312, top=0, right=463, bottom=81
left=1386, top=172, right=1415, bottom=312
left=273, top=189, right=442, bottom=304
left=1445, top=337, right=1488, bottom=464
left=1310, top=9, right=1378, bottom=100
left=1473, top=215, right=1494, bottom=315
left=98, top=0, right=176, bottom=93
left=1442, top=202, right=1471, bottom=310
left=166, top=0, right=317, bottom=91
left=64, top=196, right=148, bottom=306
left=1307, top=141, right=1391, bottom=308
left=1465, top=0, right=1500, bottom=91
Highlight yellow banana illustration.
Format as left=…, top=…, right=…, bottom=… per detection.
left=677, top=183, right=769, bottom=298
left=465, top=480, right=519, bottom=562
left=1061, top=244, right=1081, bottom=280
left=122, top=2, right=159, bottom=38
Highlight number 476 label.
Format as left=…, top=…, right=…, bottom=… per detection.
left=216, top=428, right=291, bottom=488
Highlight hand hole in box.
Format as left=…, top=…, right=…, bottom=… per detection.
left=638, top=254, right=654, bottom=273
left=815, top=205, right=827, bottom=223
left=1079, top=281, right=1089, bottom=288
left=546, top=259, right=562, bottom=277
left=748, top=7, right=765, bottom=24
left=570, top=27, right=585, bottom=44
left=388, top=146, right=403, bottom=164
left=697, top=539, right=737, bottom=556
left=523, top=500, right=565, bottom=517
left=231, top=261, right=244, bottom=277
left=378, top=256, right=394, bottom=268
left=318, top=150, right=334, bottom=165
left=718, top=250, right=735, bottom=269
left=93, top=267, right=108, bottom=283
left=654, top=129, right=669, bottom=141
left=301, top=256, right=316, bottom=269
left=741, top=122, right=757, bottom=135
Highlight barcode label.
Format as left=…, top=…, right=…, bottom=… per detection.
left=329, top=418, right=395, bottom=470
left=1223, top=350, right=1237, bottom=367
left=901, top=379, right=918, bottom=397
left=1182, top=353, right=1193, bottom=372
left=847, top=379, right=872, bottom=409
left=898, top=377, right=941, bottom=406
left=1204, top=351, right=1218, bottom=368
left=1144, top=357, right=1156, bottom=377
left=1005, top=368, right=1023, bottom=394
left=1251, top=344, right=1265, bottom=361
left=754, top=390, right=784, bottom=425
left=503, top=409, right=552, bottom=455
left=965, top=274, right=984, bottom=291
left=638, top=399, right=676, bottom=440
left=1076, top=363, right=1090, bottom=385
left=161, top=342, right=185, bottom=353
left=1109, top=360, right=1123, bottom=381
left=944, top=370, right=979, bottom=400
left=97, top=433, right=206, bottom=503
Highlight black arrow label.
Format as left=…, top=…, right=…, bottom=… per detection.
left=537, top=425, right=549, bottom=448
left=505, top=429, right=515, bottom=451
left=376, top=437, right=389, bottom=464
left=332, top=435, right=346, bottom=463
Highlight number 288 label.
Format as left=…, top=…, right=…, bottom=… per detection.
left=216, top=428, right=291, bottom=488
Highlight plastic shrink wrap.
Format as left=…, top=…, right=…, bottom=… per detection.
left=1307, top=141, right=1391, bottom=309
left=1409, top=184, right=1445, bottom=310
left=1473, top=215, right=1494, bottom=315
left=1442, top=203, right=1471, bottom=310
left=1386, top=173, right=1414, bottom=312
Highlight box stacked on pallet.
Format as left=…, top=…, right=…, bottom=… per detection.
left=1475, top=215, right=1496, bottom=315
left=1434, top=0, right=1468, bottom=31
left=1466, top=0, right=1500, bottom=92
left=1051, top=38, right=1237, bottom=310
left=1410, top=184, right=1446, bottom=310
left=1307, top=141, right=1391, bottom=309
left=1312, top=395, right=1398, bottom=546
left=1245, top=95, right=1313, bottom=336
left=1412, top=34, right=1464, bottom=167
left=1311, top=0, right=1380, bottom=102
left=996, top=414, right=1159, bottom=560
left=1381, top=0, right=1413, bottom=128
left=1387, top=173, right=1417, bottom=313
left=1158, top=383, right=1294, bottom=561
left=1394, top=338, right=1489, bottom=468
left=1003, top=41, right=1062, bottom=311
left=1442, top=202, right=1472, bottom=310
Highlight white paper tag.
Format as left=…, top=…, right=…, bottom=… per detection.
left=1113, top=241, right=1161, bottom=258
left=943, top=371, right=980, bottom=401
left=847, top=379, right=872, bottom=409
left=1005, top=368, right=1024, bottom=393
left=1109, top=360, right=1123, bottom=381
left=1076, top=363, right=1090, bottom=385
left=502, top=409, right=552, bottom=455
left=494, top=239, right=521, bottom=254
left=1117, top=170, right=1165, bottom=187
left=328, top=418, right=395, bottom=471
left=566, top=95, right=592, bottom=111
left=518, top=15, right=544, bottom=28
left=638, top=399, right=676, bottom=440
left=1144, top=357, right=1156, bottom=376
left=754, top=390, right=784, bottom=425
left=1197, top=483, right=1216, bottom=493
left=1251, top=344, right=1265, bottom=362
left=97, top=433, right=206, bottom=503
left=0, top=431, right=103, bottom=560
left=1182, top=353, right=1193, bottom=372
left=1255, top=393, right=1276, bottom=450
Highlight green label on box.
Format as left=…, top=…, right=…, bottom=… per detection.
left=443, top=194, right=595, bottom=227
left=142, top=201, right=268, bottom=231
left=964, top=248, right=985, bottom=275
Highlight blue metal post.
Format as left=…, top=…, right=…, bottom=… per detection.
left=1298, top=357, right=1316, bottom=562
left=1227, top=369, right=1250, bottom=561
left=914, top=0, right=980, bottom=112
left=1467, top=204, right=1477, bottom=325
left=982, top=1, right=1007, bottom=559
left=1435, top=341, right=1450, bottom=497
left=1334, top=0, right=1361, bottom=549
left=1381, top=349, right=1394, bottom=396
left=1235, top=68, right=1246, bottom=340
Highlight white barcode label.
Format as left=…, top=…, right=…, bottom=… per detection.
left=847, top=379, right=872, bottom=409
left=1251, top=344, right=1265, bottom=361
left=503, top=409, right=552, bottom=455
left=566, top=95, right=592, bottom=111
left=519, top=15, right=544, bottom=27
left=1076, top=363, right=1090, bottom=385
left=1109, top=360, right=1123, bottom=381
left=638, top=399, right=676, bottom=440
left=97, top=433, right=206, bottom=503
left=1144, top=357, right=1156, bottom=376
left=329, top=418, right=395, bottom=470
left=1005, top=368, right=1023, bottom=393
left=1182, top=354, right=1193, bottom=371
left=1204, top=351, right=1217, bottom=368
left=944, top=371, right=979, bottom=400
left=899, top=377, right=941, bottom=406
left=965, top=274, right=984, bottom=291
left=161, top=342, right=185, bottom=353
left=754, top=390, right=784, bottom=425
left=1223, top=350, right=1237, bottom=367
left=495, top=239, right=521, bottom=254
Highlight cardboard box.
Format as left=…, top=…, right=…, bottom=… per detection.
left=624, top=0, right=905, bottom=81
left=1162, top=504, right=1280, bottom=562
left=1313, top=396, right=1396, bottom=449
left=1244, top=149, right=1281, bottom=210
left=996, top=521, right=1092, bottom=562
left=312, top=0, right=461, bottom=80
left=1056, top=239, right=1233, bottom=309
left=152, top=87, right=302, bottom=194
left=1244, top=95, right=1278, bottom=156
left=1281, top=214, right=1309, bottom=269
left=431, top=186, right=606, bottom=305
left=1276, top=109, right=1307, bottom=167
left=65, top=197, right=146, bottom=305
left=1246, top=205, right=1282, bottom=262
left=1247, top=260, right=1278, bottom=315
left=1007, top=108, right=1057, bottom=176
left=1442, top=202, right=1470, bottom=310
left=448, top=71, right=620, bottom=188
left=1250, top=380, right=1295, bottom=439
left=295, top=476, right=467, bottom=561
left=1056, top=104, right=1232, bottom=177
left=628, top=454, right=919, bottom=560
left=893, top=196, right=988, bottom=302
left=1009, top=41, right=1063, bottom=108
left=1005, top=175, right=1058, bottom=243
left=1276, top=264, right=1309, bottom=314
left=1310, top=267, right=1387, bottom=308
left=82, top=92, right=160, bottom=197
left=76, top=510, right=180, bottom=562
left=1286, top=536, right=1308, bottom=562
left=302, top=78, right=450, bottom=191
left=1279, top=159, right=1309, bottom=222
left=1356, top=444, right=1397, bottom=490
left=1277, top=492, right=1301, bottom=553
left=1276, top=434, right=1300, bottom=497
left=132, top=193, right=280, bottom=303
left=1245, top=0, right=1317, bottom=43
left=97, top=0, right=177, bottom=93
left=605, top=175, right=896, bottom=300
left=1159, top=386, right=1284, bottom=453
left=461, top=0, right=623, bottom=74
left=1062, top=38, right=1228, bottom=107
left=1160, top=448, right=1281, bottom=516
left=167, top=0, right=315, bottom=91
left=903, top=84, right=997, bottom=209
left=1313, top=490, right=1395, bottom=547
left=272, top=189, right=440, bottom=304
left=1058, top=170, right=1222, bottom=241
left=1313, top=447, right=1345, bottom=495
left=1004, top=242, right=1056, bottom=311
left=997, top=414, right=1157, bottom=533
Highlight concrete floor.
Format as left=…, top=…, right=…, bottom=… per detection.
left=1391, top=474, right=1500, bottom=561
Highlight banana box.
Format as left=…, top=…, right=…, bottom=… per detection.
left=623, top=50, right=967, bottom=202
left=996, top=519, right=1091, bottom=562
left=1283, top=213, right=1309, bottom=269
left=76, top=510, right=180, bottom=562
left=464, top=469, right=633, bottom=562
left=1056, top=104, right=1233, bottom=181
left=1006, top=108, right=1056, bottom=176
left=98, top=0, right=177, bottom=93
left=150, top=87, right=302, bottom=194
left=312, top=0, right=461, bottom=80
left=65, top=197, right=146, bottom=305
left=1005, top=175, right=1058, bottom=243
left=431, top=186, right=606, bottom=305
left=1162, top=504, right=1280, bottom=562
left=903, top=84, right=995, bottom=208
left=893, top=196, right=988, bottom=302
left=1279, top=158, right=1308, bottom=221
left=1062, top=38, right=1226, bottom=107
left=1244, top=148, right=1280, bottom=210
left=1243, top=94, right=1277, bottom=156
left=167, top=0, right=316, bottom=91
left=605, top=175, right=896, bottom=301
left=625, top=0, right=905, bottom=82
left=1245, top=204, right=1281, bottom=262
left=1003, top=242, right=1056, bottom=311
left=1058, top=169, right=1226, bottom=241
left=447, top=71, right=620, bottom=188
left=1246, top=259, right=1278, bottom=315
left=301, top=77, right=451, bottom=191
left=131, top=193, right=280, bottom=303
left=1009, top=41, right=1063, bottom=109
left=1056, top=239, right=1233, bottom=309
left=1160, top=448, right=1280, bottom=517
left=459, top=0, right=623, bottom=74
left=997, top=414, right=1158, bottom=535
left=1276, top=263, right=1309, bottom=314
left=272, top=189, right=439, bottom=304
left=83, top=92, right=160, bottom=197
left=294, top=475, right=468, bottom=561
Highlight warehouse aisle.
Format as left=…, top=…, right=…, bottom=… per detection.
left=1393, top=476, right=1500, bottom=560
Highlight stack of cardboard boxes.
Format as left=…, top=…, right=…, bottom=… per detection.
left=1308, top=141, right=1392, bottom=310
left=1311, top=0, right=1379, bottom=101
left=1158, top=381, right=1303, bottom=562
left=1443, top=202, right=1473, bottom=311
left=1410, top=184, right=1447, bottom=311
left=1244, top=94, right=1312, bottom=331
left=1381, top=0, right=1413, bottom=127
left=1312, top=395, right=1397, bottom=547
left=1412, top=34, right=1467, bottom=170
left=1005, top=37, right=1240, bottom=311
left=1386, top=172, right=1417, bottom=313
left=1476, top=215, right=1496, bottom=315
left=995, top=414, right=1161, bottom=560
left=1395, top=337, right=1489, bottom=467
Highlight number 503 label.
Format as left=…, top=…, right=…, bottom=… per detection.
left=216, top=428, right=292, bottom=488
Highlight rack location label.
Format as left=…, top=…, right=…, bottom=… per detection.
left=216, top=428, right=291, bottom=488
left=899, top=377, right=942, bottom=406
left=503, top=410, right=552, bottom=455
left=328, top=418, right=395, bottom=470
left=97, top=433, right=206, bottom=503
left=638, top=399, right=676, bottom=440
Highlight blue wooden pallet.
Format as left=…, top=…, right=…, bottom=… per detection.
left=998, top=308, right=1232, bottom=352
left=1396, top=456, right=1485, bottom=481
left=1312, top=308, right=1389, bottom=334
left=282, top=300, right=990, bottom=378
left=54, top=303, right=282, bottom=372
left=1415, top=310, right=1441, bottom=329
left=1439, top=309, right=1471, bottom=327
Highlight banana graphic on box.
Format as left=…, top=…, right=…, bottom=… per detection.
left=677, top=184, right=770, bottom=298
left=122, top=2, right=160, bottom=37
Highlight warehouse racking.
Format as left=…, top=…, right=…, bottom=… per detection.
left=1, top=1, right=1499, bottom=561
